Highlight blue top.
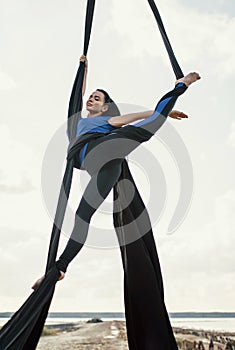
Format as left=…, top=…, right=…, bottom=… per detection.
left=76, top=115, right=117, bottom=137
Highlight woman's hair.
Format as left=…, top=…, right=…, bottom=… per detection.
left=97, top=89, right=121, bottom=117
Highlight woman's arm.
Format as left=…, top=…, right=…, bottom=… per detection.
left=80, top=55, right=88, bottom=110
left=108, top=110, right=154, bottom=128
left=108, top=109, right=188, bottom=127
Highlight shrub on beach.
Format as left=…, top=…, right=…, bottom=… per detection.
left=42, top=326, right=58, bottom=336
left=176, top=338, right=194, bottom=350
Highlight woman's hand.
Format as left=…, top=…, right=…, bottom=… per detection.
left=80, top=55, right=88, bottom=70
left=169, top=110, right=188, bottom=120
left=31, top=271, right=65, bottom=290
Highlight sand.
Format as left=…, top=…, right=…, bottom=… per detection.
left=37, top=320, right=235, bottom=350
left=37, top=320, right=128, bottom=350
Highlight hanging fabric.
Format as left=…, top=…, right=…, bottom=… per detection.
left=147, top=0, right=183, bottom=79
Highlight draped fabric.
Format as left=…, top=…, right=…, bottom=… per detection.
left=147, top=0, right=183, bottom=79
left=0, top=0, right=183, bottom=349
left=114, top=158, right=179, bottom=350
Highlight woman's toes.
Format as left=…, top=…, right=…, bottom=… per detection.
left=32, top=276, right=45, bottom=290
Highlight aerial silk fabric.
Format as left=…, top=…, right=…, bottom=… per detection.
left=0, top=0, right=183, bottom=349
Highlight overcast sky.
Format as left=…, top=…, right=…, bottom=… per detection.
left=1, top=0, right=235, bottom=313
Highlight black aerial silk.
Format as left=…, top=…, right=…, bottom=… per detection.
left=0, top=0, right=184, bottom=349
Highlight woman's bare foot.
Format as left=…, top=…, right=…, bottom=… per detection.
left=176, top=72, right=201, bottom=87
left=58, top=271, right=65, bottom=281
left=31, top=271, right=65, bottom=290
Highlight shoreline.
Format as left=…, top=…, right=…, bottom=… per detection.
left=37, top=320, right=235, bottom=350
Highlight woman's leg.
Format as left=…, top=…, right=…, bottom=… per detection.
left=133, top=82, right=187, bottom=133
left=134, top=71, right=200, bottom=135
left=56, top=159, right=123, bottom=273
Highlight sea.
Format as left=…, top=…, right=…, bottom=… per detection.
left=0, top=312, right=235, bottom=333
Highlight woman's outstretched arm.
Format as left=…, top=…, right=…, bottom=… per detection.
left=108, top=109, right=188, bottom=128
left=108, top=110, right=154, bottom=127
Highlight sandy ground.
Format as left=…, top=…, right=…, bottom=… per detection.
left=37, top=321, right=128, bottom=350
left=37, top=320, right=235, bottom=350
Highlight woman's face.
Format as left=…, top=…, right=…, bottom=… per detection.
left=86, top=90, right=107, bottom=115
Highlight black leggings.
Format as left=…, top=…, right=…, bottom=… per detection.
left=56, top=82, right=187, bottom=273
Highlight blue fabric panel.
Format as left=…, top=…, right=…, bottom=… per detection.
left=76, top=116, right=116, bottom=137
left=79, top=143, right=89, bottom=164
left=134, top=96, right=171, bottom=127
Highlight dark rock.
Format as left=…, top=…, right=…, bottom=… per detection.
left=86, top=318, right=103, bottom=323
left=192, top=331, right=200, bottom=336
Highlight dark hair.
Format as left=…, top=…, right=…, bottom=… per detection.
left=96, top=89, right=121, bottom=117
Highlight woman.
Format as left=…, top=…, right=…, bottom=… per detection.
left=32, top=55, right=200, bottom=289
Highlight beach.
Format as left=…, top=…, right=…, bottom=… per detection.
left=37, top=320, right=235, bottom=350
left=37, top=320, right=128, bottom=350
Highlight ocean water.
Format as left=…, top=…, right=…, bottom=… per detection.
left=170, top=318, right=235, bottom=333
left=1, top=313, right=235, bottom=333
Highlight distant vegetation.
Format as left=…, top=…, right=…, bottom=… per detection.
left=42, top=327, right=58, bottom=337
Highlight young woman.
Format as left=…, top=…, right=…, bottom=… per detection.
left=32, top=55, right=200, bottom=289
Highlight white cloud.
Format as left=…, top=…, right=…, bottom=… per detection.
left=227, top=121, right=235, bottom=148
left=180, top=0, right=235, bottom=18
left=110, top=0, right=235, bottom=77
left=159, top=189, right=235, bottom=311
left=0, top=124, right=37, bottom=191
left=0, top=70, right=18, bottom=90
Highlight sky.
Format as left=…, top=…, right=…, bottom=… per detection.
left=0, top=0, right=235, bottom=313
